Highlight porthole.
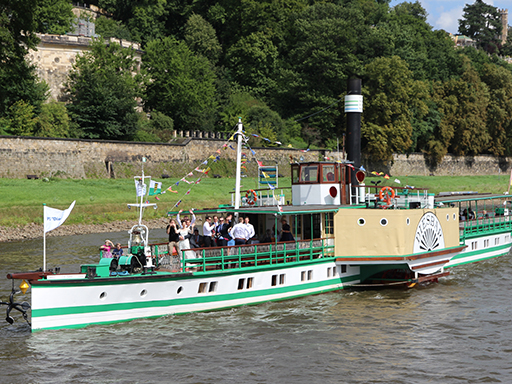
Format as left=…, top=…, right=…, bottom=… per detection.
left=140, top=289, right=147, bottom=297
left=406, top=218, right=410, bottom=225
left=54, top=57, right=60, bottom=63
left=453, top=213, right=456, bottom=220
left=446, top=214, right=450, bottom=221
left=99, top=292, right=107, bottom=300
left=358, top=218, right=366, bottom=226
left=177, top=286, right=183, bottom=294
left=380, top=218, right=388, bottom=227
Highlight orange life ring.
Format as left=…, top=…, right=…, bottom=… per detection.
left=379, top=186, right=395, bottom=205
left=245, top=189, right=257, bottom=205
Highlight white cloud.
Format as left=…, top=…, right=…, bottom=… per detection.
left=435, top=6, right=464, bottom=34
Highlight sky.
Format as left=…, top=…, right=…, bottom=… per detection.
left=388, top=0, right=511, bottom=35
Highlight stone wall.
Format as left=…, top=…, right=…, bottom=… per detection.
left=0, top=136, right=321, bottom=179
left=1, top=136, right=511, bottom=179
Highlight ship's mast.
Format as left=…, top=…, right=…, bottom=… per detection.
left=234, top=118, right=243, bottom=211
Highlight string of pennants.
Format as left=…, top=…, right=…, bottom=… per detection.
left=140, top=126, right=283, bottom=211
left=139, top=124, right=411, bottom=211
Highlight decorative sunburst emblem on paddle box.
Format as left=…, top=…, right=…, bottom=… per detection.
left=413, top=212, right=445, bottom=253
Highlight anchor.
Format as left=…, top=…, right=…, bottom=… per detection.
left=0, top=279, right=31, bottom=326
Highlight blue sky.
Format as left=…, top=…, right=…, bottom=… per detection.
left=389, top=0, right=510, bottom=35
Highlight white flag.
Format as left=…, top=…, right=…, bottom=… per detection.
left=135, top=179, right=147, bottom=197
left=44, top=201, right=76, bottom=233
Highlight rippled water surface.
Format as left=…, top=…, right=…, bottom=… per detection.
left=1, top=233, right=511, bottom=383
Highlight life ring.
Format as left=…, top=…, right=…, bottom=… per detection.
left=245, top=189, right=257, bottom=205
left=379, top=186, right=395, bottom=205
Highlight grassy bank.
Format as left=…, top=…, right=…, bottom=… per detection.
left=1, top=174, right=510, bottom=227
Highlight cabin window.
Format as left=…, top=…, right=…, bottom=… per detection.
left=279, top=274, right=285, bottom=285
left=271, top=275, right=277, bottom=286
left=300, top=165, right=319, bottom=183
left=301, top=271, right=306, bottom=281
left=307, top=270, right=313, bottom=280
left=471, top=241, right=477, bottom=250
left=327, top=268, right=331, bottom=277
left=322, top=164, right=336, bottom=182
left=247, top=277, right=253, bottom=289
left=332, top=267, right=337, bottom=276
left=324, top=212, right=334, bottom=235
left=198, top=282, right=208, bottom=293
left=238, top=278, right=245, bottom=290
left=209, top=282, right=218, bottom=292
left=341, top=265, right=347, bottom=274
left=292, top=165, right=300, bottom=184
left=484, top=239, right=489, bottom=248
left=495, top=238, right=500, bottom=245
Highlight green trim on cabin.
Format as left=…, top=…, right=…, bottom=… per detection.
left=32, top=275, right=357, bottom=318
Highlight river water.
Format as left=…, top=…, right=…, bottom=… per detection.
left=1, top=231, right=511, bottom=384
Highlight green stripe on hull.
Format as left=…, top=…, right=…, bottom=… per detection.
left=33, top=275, right=357, bottom=318
left=448, top=243, right=511, bottom=267
left=34, top=258, right=337, bottom=288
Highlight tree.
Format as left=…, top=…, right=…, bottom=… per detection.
left=65, top=39, right=142, bottom=140
left=0, top=0, right=48, bottom=122
left=458, top=0, right=502, bottom=53
left=5, top=100, right=37, bottom=136
left=34, top=0, right=74, bottom=35
left=184, top=14, right=222, bottom=64
left=143, top=37, right=217, bottom=131
left=35, top=101, right=71, bottom=138
left=433, top=57, right=490, bottom=157
left=362, top=56, right=428, bottom=162
left=226, top=31, right=279, bottom=97
left=480, top=63, right=512, bottom=156
left=95, top=16, right=132, bottom=41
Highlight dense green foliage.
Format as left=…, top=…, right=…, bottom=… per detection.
left=2, top=0, right=512, bottom=167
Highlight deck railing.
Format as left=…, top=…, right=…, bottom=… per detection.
left=459, top=213, right=512, bottom=240
left=153, top=238, right=335, bottom=273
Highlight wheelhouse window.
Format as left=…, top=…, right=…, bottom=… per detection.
left=292, top=165, right=300, bottom=184
left=300, top=165, right=319, bottom=183
left=322, top=164, right=336, bottom=182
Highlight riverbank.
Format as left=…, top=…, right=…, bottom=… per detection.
left=0, top=218, right=169, bottom=243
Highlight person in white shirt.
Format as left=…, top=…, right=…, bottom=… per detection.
left=202, top=216, right=215, bottom=247
left=244, top=217, right=255, bottom=242
left=231, top=217, right=248, bottom=245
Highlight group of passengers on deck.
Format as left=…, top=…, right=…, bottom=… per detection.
left=166, top=210, right=294, bottom=257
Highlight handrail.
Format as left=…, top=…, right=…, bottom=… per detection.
left=154, top=238, right=335, bottom=273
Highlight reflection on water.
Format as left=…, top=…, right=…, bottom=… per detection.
left=1, top=234, right=511, bottom=383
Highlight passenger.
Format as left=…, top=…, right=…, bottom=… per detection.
left=468, top=207, right=475, bottom=220
left=190, top=228, right=204, bottom=248
left=261, top=229, right=273, bottom=243
left=279, top=219, right=294, bottom=242
left=219, top=214, right=233, bottom=246
left=244, top=217, right=255, bottom=243
left=166, top=218, right=180, bottom=255
left=112, top=242, right=124, bottom=257
left=176, top=209, right=196, bottom=229
left=203, top=216, right=215, bottom=247
left=231, top=217, right=248, bottom=245
left=100, top=239, right=114, bottom=258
